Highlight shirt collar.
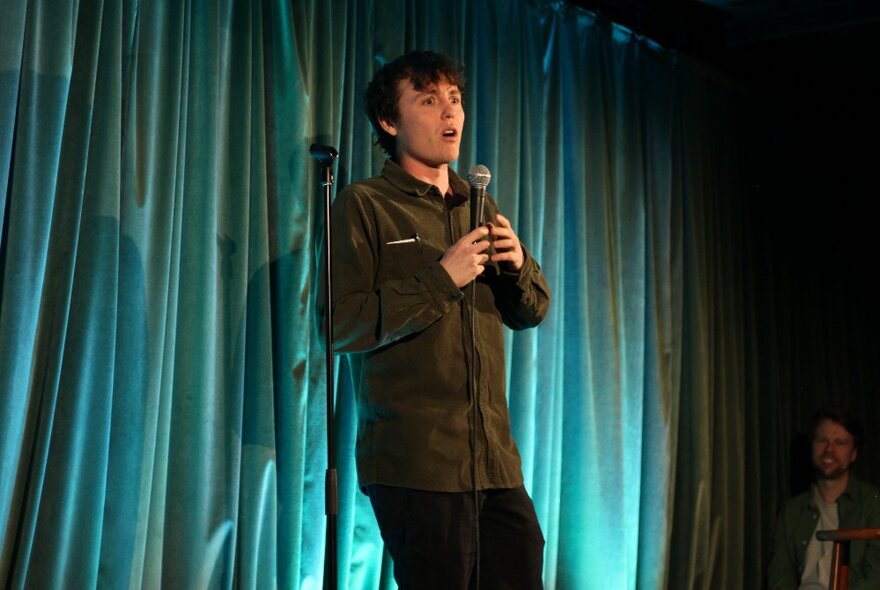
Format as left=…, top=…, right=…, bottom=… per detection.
left=381, top=159, right=470, bottom=201
left=838, top=475, right=859, bottom=503
left=807, top=476, right=859, bottom=510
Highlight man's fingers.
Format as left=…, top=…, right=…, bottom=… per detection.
left=495, top=213, right=513, bottom=228
left=471, top=239, right=491, bottom=253
left=491, top=237, right=515, bottom=250
left=464, top=226, right=490, bottom=243
left=487, top=222, right=516, bottom=241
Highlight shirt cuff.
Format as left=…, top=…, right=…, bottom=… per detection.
left=419, top=261, right=464, bottom=306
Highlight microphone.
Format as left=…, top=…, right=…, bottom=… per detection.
left=468, top=164, right=491, bottom=231
left=309, top=143, right=339, bottom=166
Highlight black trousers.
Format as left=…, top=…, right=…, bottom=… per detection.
left=366, top=484, right=545, bottom=590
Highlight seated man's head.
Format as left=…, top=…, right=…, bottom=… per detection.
left=365, top=50, right=466, bottom=164
left=809, top=408, right=864, bottom=482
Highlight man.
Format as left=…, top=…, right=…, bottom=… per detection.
left=768, top=408, right=880, bottom=589
left=326, top=50, right=550, bottom=588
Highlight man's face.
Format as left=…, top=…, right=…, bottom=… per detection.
left=811, top=419, right=858, bottom=481
left=380, top=78, right=464, bottom=172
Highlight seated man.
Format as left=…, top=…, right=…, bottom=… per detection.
left=768, top=408, right=880, bottom=589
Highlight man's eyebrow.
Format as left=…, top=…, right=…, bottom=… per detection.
left=413, top=85, right=461, bottom=96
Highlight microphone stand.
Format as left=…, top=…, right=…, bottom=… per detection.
left=310, top=143, right=339, bottom=590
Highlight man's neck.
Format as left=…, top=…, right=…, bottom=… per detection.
left=397, top=156, right=451, bottom=196
left=815, top=472, right=850, bottom=505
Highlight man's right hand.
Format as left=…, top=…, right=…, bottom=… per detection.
left=440, top=227, right=491, bottom=288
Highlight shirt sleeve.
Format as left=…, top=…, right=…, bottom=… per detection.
left=490, top=247, right=551, bottom=330
left=482, top=197, right=551, bottom=330
left=327, top=188, right=463, bottom=353
left=848, top=487, right=880, bottom=590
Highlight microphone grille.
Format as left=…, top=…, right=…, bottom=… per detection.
left=467, top=164, right=492, bottom=189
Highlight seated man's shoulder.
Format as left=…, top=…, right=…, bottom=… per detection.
left=846, top=477, right=880, bottom=527
left=782, top=487, right=813, bottom=512
left=850, top=476, right=880, bottom=500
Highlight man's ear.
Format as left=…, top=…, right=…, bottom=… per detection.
left=378, top=118, right=398, bottom=136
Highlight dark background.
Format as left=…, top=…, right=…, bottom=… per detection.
left=572, top=0, right=880, bottom=487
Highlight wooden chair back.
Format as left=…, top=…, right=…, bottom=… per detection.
left=815, top=528, right=880, bottom=590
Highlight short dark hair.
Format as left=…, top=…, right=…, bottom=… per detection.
left=809, top=407, right=866, bottom=452
left=364, top=50, right=466, bottom=157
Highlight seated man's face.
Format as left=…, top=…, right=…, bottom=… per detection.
left=811, top=419, right=858, bottom=481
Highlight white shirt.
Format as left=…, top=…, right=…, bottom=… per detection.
left=799, top=484, right=839, bottom=590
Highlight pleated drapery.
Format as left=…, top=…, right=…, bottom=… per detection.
left=7, top=1, right=871, bottom=588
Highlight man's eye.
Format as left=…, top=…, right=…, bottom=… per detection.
left=423, top=97, right=434, bottom=105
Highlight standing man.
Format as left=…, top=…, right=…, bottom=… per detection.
left=768, top=408, right=880, bottom=589
left=326, top=50, right=550, bottom=588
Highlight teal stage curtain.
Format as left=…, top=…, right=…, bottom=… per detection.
left=0, top=0, right=810, bottom=588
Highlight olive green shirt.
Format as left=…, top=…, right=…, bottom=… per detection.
left=768, top=476, right=880, bottom=589
left=328, top=159, right=550, bottom=492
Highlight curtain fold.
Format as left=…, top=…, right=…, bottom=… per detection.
left=0, top=1, right=814, bottom=588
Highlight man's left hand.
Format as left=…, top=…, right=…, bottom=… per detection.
left=487, top=213, right=524, bottom=272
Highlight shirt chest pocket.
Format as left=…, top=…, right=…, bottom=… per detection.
left=376, top=238, right=433, bottom=283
